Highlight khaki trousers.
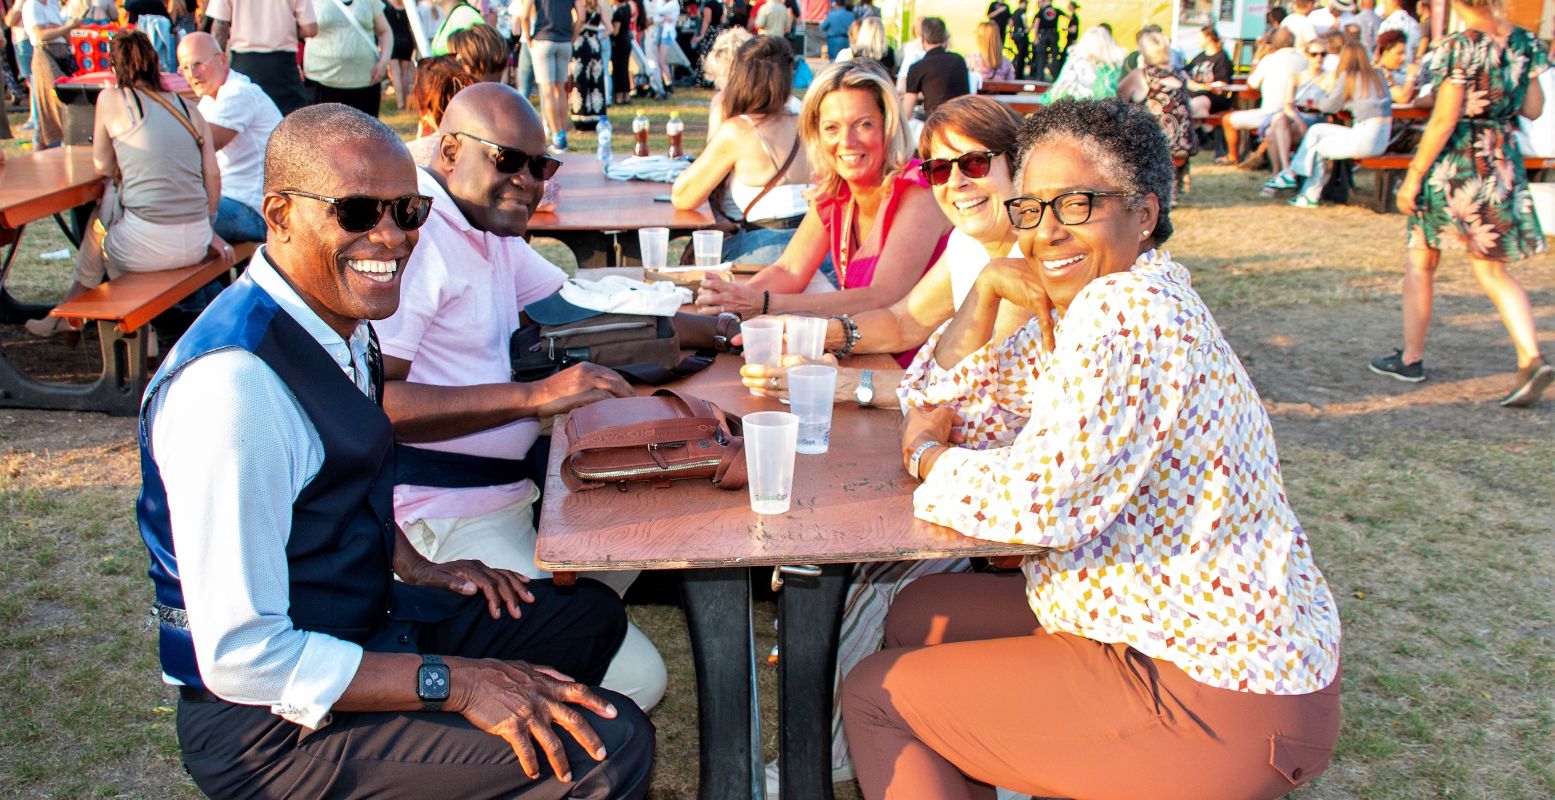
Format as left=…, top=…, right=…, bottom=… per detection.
left=841, top=572, right=1341, bottom=800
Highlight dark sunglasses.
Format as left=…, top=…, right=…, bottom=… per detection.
left=1002, top=190, right=1131, bottom=230
left=281, top=191, right=434, bottom=233
left=919, top=150, right=1003, bottom=186
left=453, top=131, right=563, bottom=180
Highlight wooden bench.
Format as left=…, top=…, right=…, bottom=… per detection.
left=0, top=241, right=257, bottom=416
left=1357, top=154, right=1555, bottom=212
left=978, top=79, right=1050, bottom=95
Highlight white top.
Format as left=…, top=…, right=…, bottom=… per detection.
left=938, top=227, right=1020, bottom=311
left=197, top=70, right=282, bottom=214
left=304, top=0, right=384, bottom=89
left=1248, top=47, right=1310, bottom=113
left=22, top=0, right=66, bottom=46
left=1307, top=6, right=1336, bottom=36
left=205, top=0, right=319, bottom=53
left=1280, top=11, right=1317, bottom=47
left=145, top=250, right=374, bottom=730
left=375, top=168, right=568, bottom=526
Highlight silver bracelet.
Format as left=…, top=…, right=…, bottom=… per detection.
left=908, top=439, right=942, bottom=482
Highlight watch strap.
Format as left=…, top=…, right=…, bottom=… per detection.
left=418, top=654, right=448, bottom=712
left=855, top=369, right=874, bottom=406
left=908, top=439, right=942, bottom=481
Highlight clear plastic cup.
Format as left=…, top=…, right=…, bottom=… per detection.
left=787, top=364, right=836, bottom=455
left=692, top=230, right=724, bottom=268
left=785, top=316, right=828, bottom=360
left=638, top=227, right=670, bottom=269
left=741, top=318, right=784, bottom=396
left=743, top=411, right=799, bottom=514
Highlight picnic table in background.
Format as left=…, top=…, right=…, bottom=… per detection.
left=537, top=349, right=1044, bottom=800
left=978, top=78, right=1050, bottom=95
left=988, top=93, right=1045, bottom=116
left=0, top=146, right=103, bottom=322
left=527, top=155, right=726, bottom=268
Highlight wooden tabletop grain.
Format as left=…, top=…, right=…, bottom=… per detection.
left=527, top=155, right=721, bottom=233
left=536, top=353, right=1045, bottom=572
left=0, top=146, right=103, bottom=230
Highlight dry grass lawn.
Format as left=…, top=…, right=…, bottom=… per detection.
left=2, top=93, right=1553, bottom=799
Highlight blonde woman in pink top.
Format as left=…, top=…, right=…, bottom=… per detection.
left=695, top=59, right=952, bottom=322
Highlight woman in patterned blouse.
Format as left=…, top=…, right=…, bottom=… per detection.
left=840, top=99, right=1343, bottom=799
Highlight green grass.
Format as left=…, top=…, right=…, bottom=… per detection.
left=4, top=90, right=1555, bottom=799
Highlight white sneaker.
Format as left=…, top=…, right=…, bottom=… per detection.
left=762, top=759, right=856, bottom=798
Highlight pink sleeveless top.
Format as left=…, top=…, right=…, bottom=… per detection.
left=817, top=158, right=949, bottom=364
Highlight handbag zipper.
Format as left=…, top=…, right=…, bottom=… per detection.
left=575, top=457, right=723, bottom=481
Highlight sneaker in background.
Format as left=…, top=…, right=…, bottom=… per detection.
left=1499, top=357, right=1554, bottom=408
left=1368, top=349, right=1425, bottom=383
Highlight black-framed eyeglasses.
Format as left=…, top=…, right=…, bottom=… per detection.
left=1003, top=190, right=1132, bottom=229
left=280, top=191, right=434, bottom=233
left=452, top=131, right=563, bottom=180
left=919, top=150, right=1003, bottom=186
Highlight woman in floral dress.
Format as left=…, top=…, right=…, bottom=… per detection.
left=1371, top=0, right=1551, bottom=406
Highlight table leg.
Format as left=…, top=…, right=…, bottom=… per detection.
left=680, top=567, right=761, bottom=800
left=777, top=562, right=850, bottom=800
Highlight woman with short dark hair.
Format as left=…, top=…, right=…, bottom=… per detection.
left=840, top=99, right=1342, bottom=798
left=27, top=31, right=226, bottom=338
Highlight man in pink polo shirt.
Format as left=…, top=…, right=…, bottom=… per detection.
left=375, top=84, right=669, bottom=712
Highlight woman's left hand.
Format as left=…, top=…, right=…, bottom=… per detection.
left=1396, top=175, right=1421, bottom=215
left=696, top=275, right=765, bottom=317
left=209, top=232, right=236, bottom=266
left=900, top=405, right=963, bottom=477
left=741, top=353, right=840, bottom=399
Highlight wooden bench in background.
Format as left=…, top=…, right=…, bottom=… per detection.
left=978, top=79, right=1050, bottom=95
left=0, top=241, right=256, bottom=416
left=1356, top=154, right=1555, bottom=213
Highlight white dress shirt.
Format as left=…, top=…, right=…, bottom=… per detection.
left=197, top=70, right=282, bottom=214
left=145, top=250, right=375, bottom=729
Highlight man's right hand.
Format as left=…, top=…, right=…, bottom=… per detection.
left=451, top=658, right=617, bottom=782
left=529, top=363, right=633, bottom=417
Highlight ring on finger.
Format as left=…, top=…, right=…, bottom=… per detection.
left=769, top=376, right=779, bottom=388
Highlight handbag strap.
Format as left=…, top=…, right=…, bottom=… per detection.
left=742, top=132, right=800, bottom=222
left=326, top=0, right=382, bottom=54
left=136, top=88, right=206, bottom=197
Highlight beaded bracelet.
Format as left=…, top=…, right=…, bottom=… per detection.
left=761, top=290, right=770, bottom=316
left=830, top=313, right=861, bottom=358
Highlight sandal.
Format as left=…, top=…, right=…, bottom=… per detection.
left=1213, top=155, right=1239, bottom=166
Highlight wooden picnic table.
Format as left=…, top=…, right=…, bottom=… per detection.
left=527, top=155, right=724, bottom=268
left=978, top=78, right=1050, bottom=95
left=536, top=353, right=1043, bottom=800
left=0, top=146, right=103, bottom=321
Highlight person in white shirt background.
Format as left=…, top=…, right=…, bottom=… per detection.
left=177, top=31, right=282, bottom=244
left=1280, top=0, right=1319, bottom=47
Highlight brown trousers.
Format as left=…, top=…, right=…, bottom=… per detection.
left=30, top=43, right=66, bottom=146
left=840, top=572, right=1341, bottom=800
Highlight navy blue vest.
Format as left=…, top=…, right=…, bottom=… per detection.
left=137, top=270, right=396, bottom=689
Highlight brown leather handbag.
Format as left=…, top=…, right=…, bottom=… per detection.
left=560, top=389, right=746, bottom=492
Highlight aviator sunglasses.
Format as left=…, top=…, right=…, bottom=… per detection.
left=919, top=150, right=1003, bottom=186
left=281, top=191, right=434, bottom=233
left=453, top=132, right=564, bottom=180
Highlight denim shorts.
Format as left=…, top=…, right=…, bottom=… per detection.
left=530, top=39, right=572, bottom=84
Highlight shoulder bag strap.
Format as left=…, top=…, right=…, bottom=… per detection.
left=653, top=389, right=745, bottom=489
left=742, top=133, right=801, bottom=221
left=139, top=88, right=207, bottom=194
left=327, top=0, right=381, bottom=53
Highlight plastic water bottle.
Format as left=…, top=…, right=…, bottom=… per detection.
left=596, top=116, right=612, bottom=162
left=632, top=111, right=650, bottom=158
left=666, top=112, right=684, bottom=159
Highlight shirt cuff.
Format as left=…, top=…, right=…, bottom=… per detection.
left=270, top=632, right=364, bottom=729
left=912, top=447, right=985, bottom=532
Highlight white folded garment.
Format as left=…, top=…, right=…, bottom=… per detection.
left=559, top=274, right=692, bottom=317
left=603, top=155, right=692, bottom=183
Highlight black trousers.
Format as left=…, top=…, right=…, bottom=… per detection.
left=176, top=580, right=654, bottom=800
left=229, top=50, right=309, bottom=116
left=1032, top=30, right=1060, bottom=81
left=1011, top=34, right=1029, bottom=80
left=307, top=79, right=382, bottom=118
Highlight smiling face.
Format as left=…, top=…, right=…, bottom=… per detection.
left=266, top=137, right=421, bottom=337
left=1014, top=137, right=1157, bottom=311
left=436, top=89, right=548, bottom=237
left=818, top=87, right=889, bottom=190
left=926, top=128, right=1016, bottom=250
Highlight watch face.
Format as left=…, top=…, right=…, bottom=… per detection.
left=419, top=665, right=451, bottom=701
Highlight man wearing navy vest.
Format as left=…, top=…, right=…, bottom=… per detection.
left=136, top=103, right=654, bottom=799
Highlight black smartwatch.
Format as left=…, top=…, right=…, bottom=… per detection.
left=417, top=654, right=450, bottom=712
